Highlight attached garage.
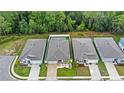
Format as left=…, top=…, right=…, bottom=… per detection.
left=72, top=38, right=99, bottom=64
left=94, top=38, right=124, bottom=63
left=19, top=39, right=46, bottom=65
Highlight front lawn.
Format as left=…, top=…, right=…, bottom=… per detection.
left=57, top=62, right=77, bottom=76
left=39, top=64, right=47, bottom=77
left=57, top=62, right=90, bottom=76
left=97, top=61, right=109, bottom=76
left=14, top=61, right=31, bottom=77
left=77, top=64, right=90, bottom=76
left=115, top=65, right=124, bottom=76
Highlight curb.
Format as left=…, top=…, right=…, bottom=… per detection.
left=10, top=56, right=28, bottom=80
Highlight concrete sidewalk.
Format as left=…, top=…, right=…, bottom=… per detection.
left=46, top=64, right=57, bottom=81
left=28, top=65, right=40, bottom=81
left=89, top=64, right=102, bottom=81
left=104, top=62, right=121, bottom=81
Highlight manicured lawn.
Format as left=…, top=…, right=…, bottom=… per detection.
left=115, top=65, right=124, bottom=76
left=97, top=61, right=109, bottom=76
left=14, top=61, right=31, bottom=77
left=39, top=64, right=47, bottom=77
left=77, top=65, right=90, bottom=76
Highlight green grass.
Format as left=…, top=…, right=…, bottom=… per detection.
left=97, top=61, right=109, bottom=76
left=39, top=64, right=47, bottom=77
left=57, top=62, right=90, bottom=76
left=14, top=61, right=31, bottom=77
left=115, top=65, right=124, bottom=76
left=57, top=62, right=77, bottom=76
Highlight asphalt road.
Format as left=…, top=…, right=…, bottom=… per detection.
left=0, top=56, right=16, bottom=81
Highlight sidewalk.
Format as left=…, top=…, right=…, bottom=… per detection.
left=46, top=64, right=57, bottom=81
left=104, top=62, right=121, bottom=80
left=89, top=64, right=102, bottom=81
left=28, top=65, right=40, bottom=81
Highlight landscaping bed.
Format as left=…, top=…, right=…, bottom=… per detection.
left=39, top=64, right=47, bottom=77
left=14, top=60, right=31, bottom=77
left=97, top=61, right=109, bottom=76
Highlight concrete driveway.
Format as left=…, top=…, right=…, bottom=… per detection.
left=104, top=62, right=121, bottom=80
left=0, top=56, right=16, bottom=81
left=28, top=65, right=40, bottom=81
left=89, top=64, right=101, bottom=81
left=46, top=63, right=57, bottom=81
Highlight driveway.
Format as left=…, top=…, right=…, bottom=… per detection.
left=89, top=64, right=101, bottom=81
left=28, top=65, right=40, bottom=81
left=0, top=56, right=16, bottom=81
left=104, top=62, right=121, bottom=80
left=46, top=63, right=57, bottom=81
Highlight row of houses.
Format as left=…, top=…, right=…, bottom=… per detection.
left=19, top=35, right=124, bottom=67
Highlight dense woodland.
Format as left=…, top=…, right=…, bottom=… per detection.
left=0, top=11, right=124, bottom=35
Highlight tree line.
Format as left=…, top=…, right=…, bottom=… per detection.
left=0, top=11, right=124, bottom=35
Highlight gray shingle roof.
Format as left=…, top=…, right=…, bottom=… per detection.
left=94, top=38, right=124, bottom=59
left=72, top=38, right=99, bottom=62
left=46, top=38, right=70, bottom=62
left=19, top=39, right=46, bottom=61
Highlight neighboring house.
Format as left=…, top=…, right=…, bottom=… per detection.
left=45, top=36, right=71, bottom=68
left=19, top=39, right=46, bottom=65
left=72, top=38, right=99, bottom=64
left=119, top=38, right=124, bottom=52
left=94, top=38, right=124, bottom=64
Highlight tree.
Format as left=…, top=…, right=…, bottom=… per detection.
left=111, top=15, right=124, bottom=33
left=77, top=21, right=85, bottom=31
left=0, top=16, right=11, bottom=35
left=19, top=19, right=29, bottom=34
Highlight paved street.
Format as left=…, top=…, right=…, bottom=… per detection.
left=46, top=63, right=57, bottom=81
left=89, top=64, right=101, bottom=81
left=104, top=62, right=121, bottom=80
left=28, top=65, right=40, bottom=80
left=0, top=56, right=16, bottom=81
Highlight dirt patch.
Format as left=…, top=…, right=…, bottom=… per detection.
left=77, top=65, right=90, bottom=76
